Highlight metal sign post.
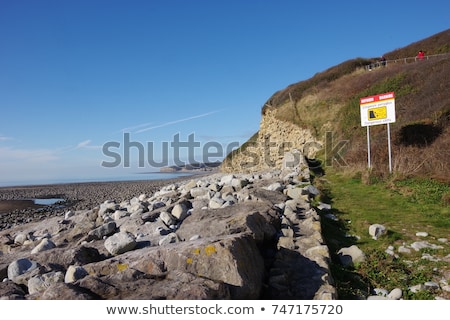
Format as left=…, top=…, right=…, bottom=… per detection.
left=367, top=126, right=371, bottom=168
left=360, top=92, right=396, bottom=173
left=387, top=123, right=392, bottom=173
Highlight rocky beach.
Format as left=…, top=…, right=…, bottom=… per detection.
left=1, top=163, right=449, bottom=300
left=0, top=175, right=209, bottom=230
left=0, top=163, right=340, bottom=300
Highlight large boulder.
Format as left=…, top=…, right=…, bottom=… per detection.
left=104, top=231, right=137, bottom=255
left=75, top=269, right=229, bottom=300
left=82, top=234, right=265, bottom=299
left=176, top=202, right=279, bottom=244
left=7, top=258, right=40, bottom=284
left=155, top=235, right=265, bottom=299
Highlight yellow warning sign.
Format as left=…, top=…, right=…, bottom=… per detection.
left=368, top=106, right=387, bottom=121
left=360, top=92, right=396, bottom=127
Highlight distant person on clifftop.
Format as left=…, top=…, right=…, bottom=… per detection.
left=380, top=56, right=386, bottom=67
left=417, top=50, right=425, bottom=60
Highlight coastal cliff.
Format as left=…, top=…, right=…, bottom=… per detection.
left=222, top=29, right=450, bottom=181
left=221, top=108, right=320, bottom=173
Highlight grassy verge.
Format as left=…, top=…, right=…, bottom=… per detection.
left=313, top=167, right=450, bottom=299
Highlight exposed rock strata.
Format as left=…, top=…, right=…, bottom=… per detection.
left=221, top=109, right=321, bottom=173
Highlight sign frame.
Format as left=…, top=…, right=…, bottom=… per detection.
left=360, top=92, right=396, bottom=127
left=359, top=92, right=396, bottom=173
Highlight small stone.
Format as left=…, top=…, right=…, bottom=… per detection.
left=14, top=233, right=28, bottom=245
left=88, top=221, right=117, bottom=240
left=317, top=202, right=331, bottom=211
left=64, top=210, right=75, bottom=219
left=369, top=224, right=387, bottom=240
left=416, top=232, right=428, bottom=237
left=398, top=246, right=412, bottom=254
left=424, top=281, right=439, bottom=291
left=65, top=265, right=88, bottom=283
left=158, top=233, right=179, bottom=246
left=266, top=182, right=283, bottom=192
left=338, top=245, right=366, bottom=267
left=209, top=197, right=225, bottom=209
left=113, top=209, right=129, bottom=220
left=160, top=211, right=177, bottom=226
left=373, top=288, right=389, bottom=297
left=409, top=284, right=425, bottom=293
left=411, top=241, right=428, bottom=251
left=31, top=238, right=56, bottom=254
left=387, top=288, right=402, bottom=300
left=171, top=203, right=189, bottom=220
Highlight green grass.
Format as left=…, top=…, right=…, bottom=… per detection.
left=314, top=167, right=450, bottom=299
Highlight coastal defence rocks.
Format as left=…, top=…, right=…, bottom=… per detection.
left=0, top=168, right=336, bottom=300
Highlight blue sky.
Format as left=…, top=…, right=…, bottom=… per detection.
left=0, top=0, right=448, bottom=186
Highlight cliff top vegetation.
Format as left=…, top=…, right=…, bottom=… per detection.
left=261, top=28, right=450, bottom=181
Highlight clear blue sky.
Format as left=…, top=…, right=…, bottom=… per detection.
left=0, top=0, right=448, bottom=186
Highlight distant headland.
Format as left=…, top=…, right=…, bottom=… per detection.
left=159, top=162, right=221, bottom=173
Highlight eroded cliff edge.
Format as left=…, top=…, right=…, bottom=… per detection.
left=221, top=108, right=321, bottom=173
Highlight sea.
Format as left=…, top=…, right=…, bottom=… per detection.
left=0, top=172, right=202, bottom=188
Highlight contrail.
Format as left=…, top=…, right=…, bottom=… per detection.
left=119, top=122, right=154, bottom=133
left=135, top=110, right=220, bottom=133
left=76, top=140, right=92, bottom=148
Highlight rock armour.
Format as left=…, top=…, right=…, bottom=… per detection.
left=0, top=168, right=336, bottom=300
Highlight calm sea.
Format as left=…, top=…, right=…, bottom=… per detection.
left=0, top=172, right=201, bottom=188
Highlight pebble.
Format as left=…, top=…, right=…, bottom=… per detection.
left=416, top=232, right=429, bottom=237
left=387, top=288, right=403, bottom=300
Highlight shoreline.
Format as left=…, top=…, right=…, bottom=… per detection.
left=0, top=171, right=214, bottom=230
left=0, top=170, right=214, bottom=189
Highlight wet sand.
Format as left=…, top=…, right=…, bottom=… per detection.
left=0, top=200, right=44, bottom=213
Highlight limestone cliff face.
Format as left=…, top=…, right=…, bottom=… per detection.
left=221, top=108, right=321, bottom=173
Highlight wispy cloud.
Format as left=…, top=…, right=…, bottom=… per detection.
left=77, top=140, right=92, bottom=148
left=0, top=135, right=13, bottom=141
left=0, top=146, right=59, bottom=163
left=75, top=139, right=102, bottom=150
left=134, top=110, right=221, bottom=134
left=54, top=139, right=102, bottom=154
